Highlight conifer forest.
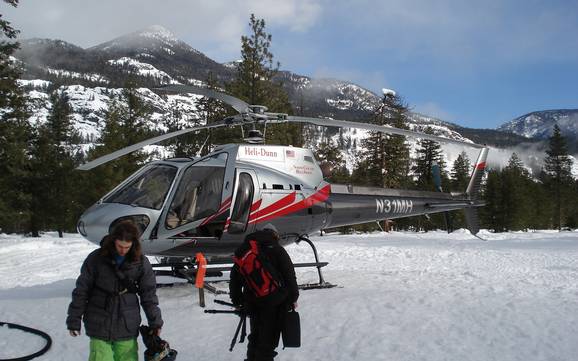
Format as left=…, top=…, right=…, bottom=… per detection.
left=1, top=3, right=577, bottom=236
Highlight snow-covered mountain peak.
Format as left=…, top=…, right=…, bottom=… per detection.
left=498, top=109, right=578, bottom=140
left=135, top=25, right=179, bottom=44
left=88, top=25, right=190, bottom=54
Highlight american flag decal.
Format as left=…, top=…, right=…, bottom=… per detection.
left=286, top=149, right=295, bottom=157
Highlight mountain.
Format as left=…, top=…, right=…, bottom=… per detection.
left=17, top=26, right=234, bottom=87
left=11, top=25, right=577, bottom=177
left=88, top=25, right=232, bottom=84
left=498, top=109, right=578, bottom=152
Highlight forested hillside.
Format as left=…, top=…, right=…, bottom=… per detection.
left=1, top=6, right=577, bottom=235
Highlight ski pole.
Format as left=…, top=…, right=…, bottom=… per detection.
left=214, top=299, right=236, bottom=307
left=204, top=309, right=239, bottom=314
left=229, top=313, right=246, bottom=352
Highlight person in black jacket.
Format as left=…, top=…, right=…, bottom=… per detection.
left=67, top=221, right=163, bottom=361
left=230, top=224, right=299, bottom=361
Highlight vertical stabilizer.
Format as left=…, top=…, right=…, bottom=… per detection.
left=465, top=147, right=489, bottom=235
left=464, top=208, right=480, bottom=235
left=466, top=147, right=489, bottom=200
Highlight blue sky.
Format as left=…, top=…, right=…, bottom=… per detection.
left=4, top=0, right=578, bottom=128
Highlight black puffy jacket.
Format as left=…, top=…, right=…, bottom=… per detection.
left=66, top=249, right=163, bottom=341
left=230, top=230, right=299, bottom=307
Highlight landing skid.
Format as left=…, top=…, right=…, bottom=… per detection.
left=151, top=236, right=337, bottom=302
left=295, top=235, right=337, bottom=290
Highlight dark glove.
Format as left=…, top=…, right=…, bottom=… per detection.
left=151, top=327, right=161, bottom=337
left=140, top=325, right=165, bottom=352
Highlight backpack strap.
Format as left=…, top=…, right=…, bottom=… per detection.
left=249, top=239, right=258, bottom=253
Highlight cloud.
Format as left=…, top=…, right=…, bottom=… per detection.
left=4, top=0, right=323, bottom=61
left=441, top=142, right=547, bottom=176
left=413, top=102, right=456, bottom=123
left=247, top=0, right=322, bottom=32
left=310, top=66, right=391, bottom=94
left=7, top=0, right=577, bottom=67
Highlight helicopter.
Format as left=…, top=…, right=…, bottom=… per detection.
left=76, top=84, right=488, bottom=288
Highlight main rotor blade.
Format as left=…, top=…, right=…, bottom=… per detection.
left=286, top=116, right=485, bottom=149
left=155, top=85, right=250, bottom=114
left=77, top=122, right=228, bottom=171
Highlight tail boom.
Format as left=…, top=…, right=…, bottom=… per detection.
left=324, top=186, right=475, bottom=229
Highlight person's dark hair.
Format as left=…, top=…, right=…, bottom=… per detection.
left=100, top=221, right=143, bottom=261
left=244, top=229, right=280, bottom=244
left=264, top=228, right=280, bottom=242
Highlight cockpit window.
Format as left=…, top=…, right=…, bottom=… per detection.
left=103, top=165, right=177, bottom=210
left=166, top=165, right=226, bottom=229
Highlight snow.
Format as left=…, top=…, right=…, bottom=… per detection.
left=498, top=110, right=578, bottom=141
left=45, top=68, right=109, bottom=84
left=326, top=98, right=354, bottom=110
left=140, top=25, right=179, bottom=45
left=1, top=230, right=578, bottom=361
left=23, top=84, right=203, bottom=143
left=324, top=82, right=378, bottom=112
left=17, top=79, right=51, bottom=89
left=107, top=57, right=180, bottom=84
left=382, top=88, right=396, bottom=97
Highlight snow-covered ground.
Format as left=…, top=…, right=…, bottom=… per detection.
left=1, top=230, right=578, bottom=361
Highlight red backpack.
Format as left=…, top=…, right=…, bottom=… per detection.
left=233, top=239, right=285, bottom=303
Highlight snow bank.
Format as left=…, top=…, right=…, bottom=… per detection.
left=1, top=230, right=577, bottom=361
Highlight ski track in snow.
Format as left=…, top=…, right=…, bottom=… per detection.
left=1, top=230, right=578, bottom=361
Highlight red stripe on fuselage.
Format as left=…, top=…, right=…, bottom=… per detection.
left=249, top=185, right=331, bottom=225
left=200, top=197, right=232, bottom=226
left=248, top=192, right=296, bottom=222
left=250, top=199, right=262, bottom=212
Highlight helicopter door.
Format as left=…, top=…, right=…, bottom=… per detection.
left=228, top=169, right=258, bottom=234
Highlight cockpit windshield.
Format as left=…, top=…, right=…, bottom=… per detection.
left=103, top=165, right=177, bottom=210
left=166, top=165, right=226, bottom=229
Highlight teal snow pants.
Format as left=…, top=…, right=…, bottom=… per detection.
left=89, top=338, right=138, bottom=361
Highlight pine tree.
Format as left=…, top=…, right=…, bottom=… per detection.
left=226, top=14, right=298, bottom=146
left=542, top=124, right=573, bottom=230
left=448, top=152, right=472, bottom=229
left=566, top=179, right=578, bottom=229
left=0, top=0, right=32, bottom=233
left=162, top=98, right=203, bottom=158
left=501, top=153, right=533, bottom=231
left=481, top=154, right=556, bottom=232
left=199, top=72, right=238, bottom=150
left=315, top=139, right=350, bottom=183
left=450, top=152, right=471, bottom=192
left=82, top=85, right=151, bottom=205
left=357, top=92, right=411, bottom=188
left=412, top=127, right=450, bottom=231
left=29, top=91, right=78, bottom=236
left=481, top=169, right=507, bottom=232
left=413, top=127, right=448, bottom=191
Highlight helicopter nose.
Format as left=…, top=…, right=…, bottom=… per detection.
left=78, top=203, right=158, bottom=245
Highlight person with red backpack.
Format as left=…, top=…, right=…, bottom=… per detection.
left=230, top=224, right=299, bottom=361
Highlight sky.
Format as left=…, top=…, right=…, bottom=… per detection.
left=4, top=0, right=578, bottom=129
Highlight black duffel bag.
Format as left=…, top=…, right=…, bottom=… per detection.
left=281, top=308, right=300, bottom=348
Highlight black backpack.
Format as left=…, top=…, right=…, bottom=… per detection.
left=233, top=239, right=286, bottom=305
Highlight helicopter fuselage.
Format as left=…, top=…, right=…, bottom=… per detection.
left=77, top=144, right=485, bottom=258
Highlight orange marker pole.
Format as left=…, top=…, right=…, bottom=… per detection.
left=195, top=252, right=207, bottom=307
